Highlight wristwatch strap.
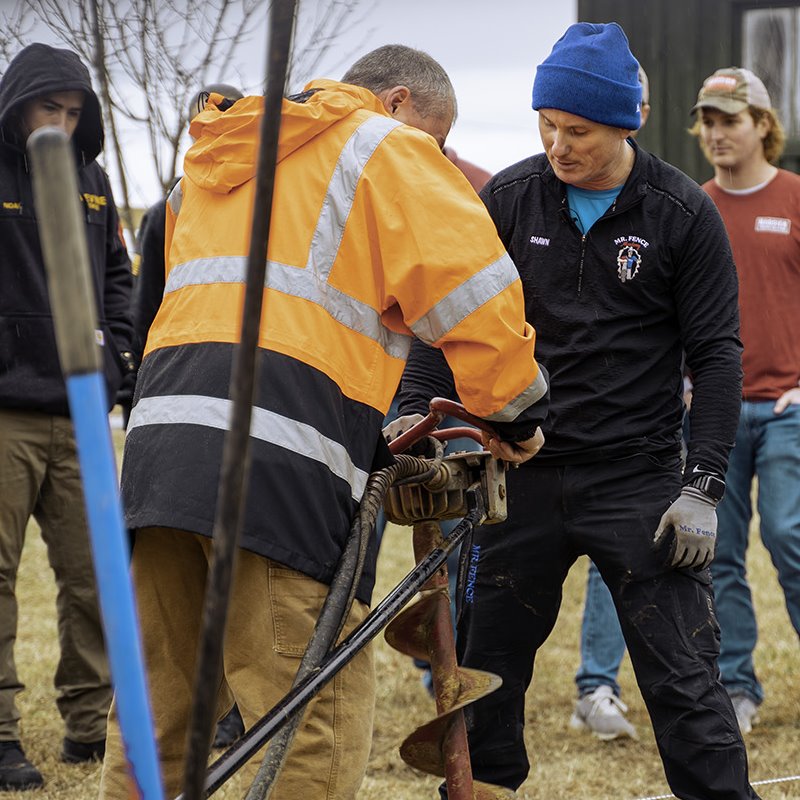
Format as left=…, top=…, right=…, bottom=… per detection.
left=686, top=472, right=726, bottom=502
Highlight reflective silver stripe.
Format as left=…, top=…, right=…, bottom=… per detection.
left=167, top=181, right=183, bottom=216
left=166, top=256, right=244, bottom=290
left=410, top=252, right=519, bottom=344
left=128, top=395, right=369, bottom=501
left=311, top=115, right=400, bottom=281
left=163, top=115, right=413, bottom=360
left=483, top=366, right=549, bottom=423
left=164, top=255, right=413, bottom=360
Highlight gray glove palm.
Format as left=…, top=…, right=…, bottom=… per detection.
left=653, top=486, right=717, bottom=571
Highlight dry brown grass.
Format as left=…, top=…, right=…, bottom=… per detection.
left=364, top=521, right=800, bottom=800
left=10, top=432, right=800, bottom=798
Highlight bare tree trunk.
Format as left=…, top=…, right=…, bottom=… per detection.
left=89, top=0, right=137, bottom=243
left=4, top=0, right=367, bottom=215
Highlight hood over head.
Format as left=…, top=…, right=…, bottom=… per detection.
left=184, top=79, right=389, bottom=194
left=0, top=42, right=104, bottom=164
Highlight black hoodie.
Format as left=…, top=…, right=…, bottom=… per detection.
left=0, top=43, right=132, bottom=415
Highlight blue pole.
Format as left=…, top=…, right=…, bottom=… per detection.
left=67, top=372, right=163, bottom=799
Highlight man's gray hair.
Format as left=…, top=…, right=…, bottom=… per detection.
left=341, top=44, right=457, bottom=121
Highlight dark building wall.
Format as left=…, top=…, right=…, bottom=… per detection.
left=578, top=0, right=799, bottom=180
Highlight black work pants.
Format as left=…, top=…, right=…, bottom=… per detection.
left=450, top=453, right=760, bottom=800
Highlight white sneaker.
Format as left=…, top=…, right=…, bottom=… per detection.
left=730, top=694, right=759, bottom=734
left=569, top=685, right=637, bottom=741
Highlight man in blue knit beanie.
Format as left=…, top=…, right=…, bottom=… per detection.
left=398, top=20, right=760, bottom=800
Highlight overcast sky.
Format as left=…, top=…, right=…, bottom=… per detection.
left=308, top=0, right=578, bottom=176
left=122, top=0, right=578, bottom=206
left=7, top=0, right=577, bottom=206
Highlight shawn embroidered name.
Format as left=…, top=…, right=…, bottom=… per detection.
left=529, top=235, right=551, bottom=246
left=754, top=216, right=791, bottom=235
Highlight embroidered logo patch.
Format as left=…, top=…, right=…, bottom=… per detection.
left=82, top=192, right=107, bottom=211
left=705, top=75, right=738, bottom=92
left=754, top=216, right=791, bottom=235
left=529, top=234, right=551, bottom=246
left=614, top=235, right=649, bottom=283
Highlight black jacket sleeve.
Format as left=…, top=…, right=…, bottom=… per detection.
left=675, top=194, right=743, bottom=480
left=397, top=338, right=457, bottom=416
left=131, top=197, right=168, bottom=361
left=398, top=338, right=548, bottom=443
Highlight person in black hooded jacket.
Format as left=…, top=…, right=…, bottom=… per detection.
left=0, top=42, right=133, bottom=790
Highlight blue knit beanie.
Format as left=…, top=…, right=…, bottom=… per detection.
left=532, top=22, right=641, bottom=130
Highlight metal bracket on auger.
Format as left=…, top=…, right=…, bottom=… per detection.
left=384, top=448, right=507, bottom=526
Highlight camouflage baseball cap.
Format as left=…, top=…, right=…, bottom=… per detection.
left=691, top=67, right=771, bottom=114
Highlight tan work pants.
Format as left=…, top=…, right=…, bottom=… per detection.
left=98, top=527, right=375, bottom=799
left=0, top=408, right=111, bottom=742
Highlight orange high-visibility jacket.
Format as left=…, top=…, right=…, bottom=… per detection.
left=121, top=80, right=547, bottom=602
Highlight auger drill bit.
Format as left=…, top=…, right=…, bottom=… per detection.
left=384, top=445, right=514, bottom=800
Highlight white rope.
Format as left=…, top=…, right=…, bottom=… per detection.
left=631, top=794, right=674, bottom=800
left=631, top=773, right=800, bottom=800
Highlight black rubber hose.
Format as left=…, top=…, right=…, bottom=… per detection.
left=391, top=437, right=445, bottom=486
left=177, top=488, right=485, bottom=800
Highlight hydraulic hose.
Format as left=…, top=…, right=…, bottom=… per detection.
left=176, top=487, right=484, bottom=800
left=243, top=453, right=439, bottom=798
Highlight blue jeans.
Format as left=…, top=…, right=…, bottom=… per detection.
left=713, top=400, right=800, bottom=705
left=575, top=560, right=626, bottom=697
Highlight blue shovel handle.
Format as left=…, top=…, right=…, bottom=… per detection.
left=27, top=126, right=163, bottom=800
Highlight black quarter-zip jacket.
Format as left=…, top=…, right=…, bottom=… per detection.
left=0, top=43, right=132, bottom=416
left=400, top=142, right=742, bottom=479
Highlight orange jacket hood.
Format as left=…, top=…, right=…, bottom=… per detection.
left=184, top=79, right=390, bottom=194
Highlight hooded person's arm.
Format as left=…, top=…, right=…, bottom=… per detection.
left=130, top=198, right=168, bottom=362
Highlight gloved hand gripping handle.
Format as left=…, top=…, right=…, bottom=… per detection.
left=389, top=397, right=494, bottom=455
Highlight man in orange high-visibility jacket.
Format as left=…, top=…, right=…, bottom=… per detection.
left=99, top=44, right=549, bottom=800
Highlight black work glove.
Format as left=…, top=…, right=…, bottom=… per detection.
left=115, top=350, right=139, bottom=411
left=653, top=486, right=717, bottom=571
